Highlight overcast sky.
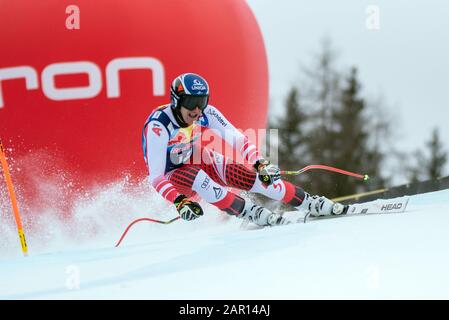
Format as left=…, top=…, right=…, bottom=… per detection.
left=246, top=0, right=449, bottom=169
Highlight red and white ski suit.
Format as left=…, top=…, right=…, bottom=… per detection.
left=142, top=104, right=305, bottom=215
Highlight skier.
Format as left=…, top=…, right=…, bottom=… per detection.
left=142, top=73, right=345, bottom=226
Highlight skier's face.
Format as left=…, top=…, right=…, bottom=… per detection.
left=180, top=106, right=202, bottom=125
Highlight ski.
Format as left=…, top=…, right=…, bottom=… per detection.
left=282, top=196, right=410, bottom=225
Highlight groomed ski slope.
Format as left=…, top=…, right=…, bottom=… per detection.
left=1, top=187, right=449, bottom=299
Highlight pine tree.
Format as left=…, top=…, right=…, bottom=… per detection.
left=330, top=67, right=368, bottom=197
left=363, top=97, right=391, bottom=189
left=272, top=39, right=390, bottom=200
left=301, top=39, right=341, bottom=196
left=276, top=88, right=308, bottom=174
left=330, top=68, right=389, bottom=197
left=406, top=128, right=447, bottom=182
left=406, top=150, right=425, bottom=182
left=426, top=128, right=447, bottom=179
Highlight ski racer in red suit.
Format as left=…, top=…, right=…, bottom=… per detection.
left=142, top=73, right=345, bottom=226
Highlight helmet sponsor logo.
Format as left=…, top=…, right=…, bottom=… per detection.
left=191, top=79, right=207, bottom=91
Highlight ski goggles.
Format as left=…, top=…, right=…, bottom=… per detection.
left=179, top=95, right=209, bottom=111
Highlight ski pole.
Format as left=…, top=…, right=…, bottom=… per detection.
left=0, top=140, right=29, bottom=256
left=115, top=216, right=180, bottom=247
left=281, top=164, right=369, bottom=181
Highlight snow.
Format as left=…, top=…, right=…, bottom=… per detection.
left=1, top=184, right=449, bottom=299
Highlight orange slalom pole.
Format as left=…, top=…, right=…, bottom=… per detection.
left=0, top=140, right=28, bottom=256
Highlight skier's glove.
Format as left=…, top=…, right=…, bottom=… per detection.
left=254, top=159, right=281, bottom=186
left=174, top=194, right=204, bottom=221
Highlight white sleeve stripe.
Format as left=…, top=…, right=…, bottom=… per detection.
left=158, top=183, right=173, bottom=196
left=155, top=179, right=170, bottom=191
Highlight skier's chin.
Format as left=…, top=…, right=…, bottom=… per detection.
left=185, top=112, right=201, bottom=124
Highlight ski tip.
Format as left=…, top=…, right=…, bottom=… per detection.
left=363, top=174, right=370, bottom=181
